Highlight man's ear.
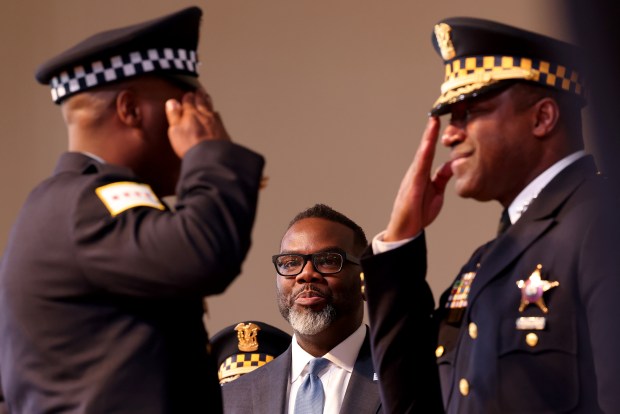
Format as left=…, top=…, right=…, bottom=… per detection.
left=115, top=89, right=142, bottom=127
left=532, top=97, right=560, bottom=138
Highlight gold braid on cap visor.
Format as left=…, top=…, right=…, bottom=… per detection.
left=433, top=55, right=585, bottom=109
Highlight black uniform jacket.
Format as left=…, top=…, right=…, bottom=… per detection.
left=361, top=156, right=620, bottom=414
left=221, top=327, right=382, bottom=414
left=0, top=140, right=264, bottom=414
left=0, top=372, right=6, bottom=414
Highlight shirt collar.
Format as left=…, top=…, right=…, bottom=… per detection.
left=291, top=323, right=366, bottom=383
left=508, top=150, right=585, bottom=224
left=80, top=151, right=106, bottom=164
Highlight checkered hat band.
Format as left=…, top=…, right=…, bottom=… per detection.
left=49, top=48, right=198, bottom=103
left=444, top=55, right=584, bottom=96
left=218, top=353, right=274, bottom=380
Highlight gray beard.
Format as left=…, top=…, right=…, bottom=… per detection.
left=286, top=304, right=336, bottom=335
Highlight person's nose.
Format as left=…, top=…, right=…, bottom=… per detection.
left=441, top=123, right=466, bottom=148
left=296, top=260, right=323, bottom=283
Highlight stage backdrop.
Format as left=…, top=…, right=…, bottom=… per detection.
left=1, top=0, right=588, bottom=335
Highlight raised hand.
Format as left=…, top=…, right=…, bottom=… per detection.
left=384, top=116, right=453, bottom=242
left=165, top=90, right=231, bottom=158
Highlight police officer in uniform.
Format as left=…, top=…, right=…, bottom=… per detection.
left=360, top=17, right=620, bottom=413
left=0, top=6, right=265, bottom=414
left=209, top=321, right=291, bottom=384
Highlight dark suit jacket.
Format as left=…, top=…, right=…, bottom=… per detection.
left=361, top=156, right=620, bottom=414
left=0, top=141, right=264, bottom=414
left=221, top=327, right=382, bottom=414
left=0, top=373, right=6, bottom=414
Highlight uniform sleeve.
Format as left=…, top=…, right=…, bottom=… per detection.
left=72, top=140, right=265, bottom=298
left=579, top=198, right=620, bottom=413
left=361, top=232, right=444, bottom=414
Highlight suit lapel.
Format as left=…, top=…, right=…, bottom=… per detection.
left=341, top=327, right=381, bottom=414
left=466, top=156, right=596, bottom=306
left=250, top=346, right=292, bottom=413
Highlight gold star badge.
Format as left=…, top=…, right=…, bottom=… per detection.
left=516, top=264, right=559, bottom=313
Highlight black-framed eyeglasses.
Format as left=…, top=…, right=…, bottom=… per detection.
left=271, top=248, right=360, bottom=277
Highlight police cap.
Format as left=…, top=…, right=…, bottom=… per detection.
left=430, top=17, right=586, bottom=115
left=209, top=321, right=291, bottom=384
left=35, top=6, right=203, bottom=104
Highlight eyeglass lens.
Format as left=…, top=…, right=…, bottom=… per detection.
left=275, top=252, right=343, bottom=276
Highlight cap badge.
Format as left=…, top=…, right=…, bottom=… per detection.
left=434, top=23, right=456, bottom=60
left=516, top=264, right=559, bottom=313
left=234, top=322, right=261, bottom=352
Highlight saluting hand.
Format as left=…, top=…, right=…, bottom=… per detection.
left=165, top=89, right=231, bottom=158
left=384, top=116, right=453, bottom=242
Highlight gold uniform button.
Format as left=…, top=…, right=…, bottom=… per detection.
left=526, top=332, right=539, bottom=347
left=359, top=272, right=365, bottom=295
left=435, top=345, right=445, bottom=358
left=468, top=322, right=478, bottom=339
left=459, top=378, right=470, bottom=396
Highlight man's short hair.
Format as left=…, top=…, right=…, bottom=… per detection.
left=287, top=203, right=368, bottom=252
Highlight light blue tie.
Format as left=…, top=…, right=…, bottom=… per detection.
left=295, top=357, right=330, bottom=414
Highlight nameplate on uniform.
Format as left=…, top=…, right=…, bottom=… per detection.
left=515, top=316, right=546, bottom=330
left=95, top=181, right=165, bottom=216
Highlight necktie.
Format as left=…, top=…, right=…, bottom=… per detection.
left=295, top=357, right=330, bottom=414
left=497, top=208, right=512, bottom=236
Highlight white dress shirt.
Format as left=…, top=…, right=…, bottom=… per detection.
left=288, top=323, right=366, bottom=414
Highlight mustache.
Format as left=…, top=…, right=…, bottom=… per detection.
left=292, top=285, right=325, bottom=301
